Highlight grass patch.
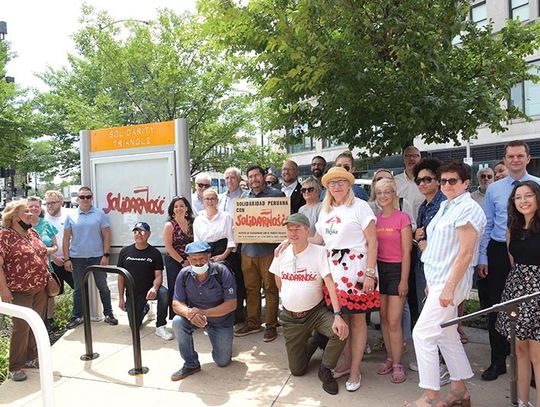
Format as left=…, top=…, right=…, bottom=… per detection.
left=462, top=298, right=488, bottom=330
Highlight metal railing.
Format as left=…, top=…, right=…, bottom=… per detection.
left=80, top=265, right=148, bottom=375
left=0, top=301, right=55, bottom=406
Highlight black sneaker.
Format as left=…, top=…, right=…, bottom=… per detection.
left=171, top=366, right=201, bottom=381
left=66, top=317, right=83, bottom=330
left=104, top=315, right=118, bottom=325
left=318, top=364, right=339, bottom=395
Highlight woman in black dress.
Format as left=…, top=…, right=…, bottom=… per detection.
left=497, top=181, right=540, bottom=407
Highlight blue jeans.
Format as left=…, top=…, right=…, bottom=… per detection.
left=71, top=257, right=113, bottom=318
left=125, top=286, right=168, bottom=329
left=172, top=315, right=233, bottom=369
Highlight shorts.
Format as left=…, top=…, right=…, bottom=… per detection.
left=377, top=260, right=402, bottom=296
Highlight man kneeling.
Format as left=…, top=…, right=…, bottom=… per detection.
left=171, top=241, right=237, bottom=381
left=270, top=213, right=348, bottom=395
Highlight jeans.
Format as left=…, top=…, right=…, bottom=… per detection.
left=71, top=257, right=113, bottom=318
left=172, top=315, right=233, bottom=369
left=125, top=286, right=168, bottom=329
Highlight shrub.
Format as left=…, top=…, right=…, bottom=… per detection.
left=0, top=316, right=12, bottom=384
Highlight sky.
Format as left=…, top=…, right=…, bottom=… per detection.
left=2, top=0, right=198, bottom=90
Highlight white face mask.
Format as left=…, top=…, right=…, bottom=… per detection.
left=191, top=263, right=209, bottom=275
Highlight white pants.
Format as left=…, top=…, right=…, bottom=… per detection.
left=412, top=284, right=473, bottom=390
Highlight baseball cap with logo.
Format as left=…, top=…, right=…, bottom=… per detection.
left=132, top=222, right=151, bottom=232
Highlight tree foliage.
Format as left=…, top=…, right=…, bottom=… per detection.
left=38, top=6, right=277, bottom=176
left=199, top=0, right=540, bottom=157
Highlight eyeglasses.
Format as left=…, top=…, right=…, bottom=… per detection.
left=404, top=154, right=420, bottom=159
left=415, top=176, right=435, bottom=186
left=204, top=197, right=217, bottom=201
left=45, top=201, right=61, bottom=206
left=375, top=190, right=394, bottom=197
left=336, top=164, right=351, bottom=172
left=197, top=183, right=210, bottom=189
left=78, top=195, right=93, bottom=200
left=440, top=178, right=460, bottom=186
left=513, top=193, right=536, bottom=202
left=327, top=179, right=349, bottom=188
left=300, top=187, right=315, bottom=193
left=480, top=174, right=493, bottom=180
left=133, top=230, right=147, bottom=235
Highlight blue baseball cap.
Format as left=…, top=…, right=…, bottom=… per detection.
left=132, top=222, right=151, bottom=232
left=185, top=241, right=211, bottom=255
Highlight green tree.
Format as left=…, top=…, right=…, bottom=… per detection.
left=38, top=6, right=279, bottom=176
left=199, top=0, right=540, bottom=157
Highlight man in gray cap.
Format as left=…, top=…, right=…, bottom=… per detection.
left=171, top=241, right=237, bottom=381
left=117, top=222, right=173, bottom=340
left=270, top=213, right=348, bottom=395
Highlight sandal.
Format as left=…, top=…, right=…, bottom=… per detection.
left=404, top=396, right=447, bottom=407
left=377, top=357, right=393, bottom=375
left=24, top=359, right=39, bottom=369
left=444, top=387, right=471, bottom=407
left=457, top=326, right=469, bottom=344
left=391, top=363, right=406, bottom=384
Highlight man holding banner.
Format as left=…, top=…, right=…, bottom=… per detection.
left=234, top=164, right=286, bottom=342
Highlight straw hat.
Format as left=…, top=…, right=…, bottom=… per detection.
left=321, top=167, right=355, bottom=188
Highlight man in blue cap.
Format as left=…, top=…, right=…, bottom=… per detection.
left=171, top=241, right=237, bottom=381
left=117, top=222, right=173, bottom=340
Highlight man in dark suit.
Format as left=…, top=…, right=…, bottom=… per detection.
left=281, top=160, right=305, bottom=214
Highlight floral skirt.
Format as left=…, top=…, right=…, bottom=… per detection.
left=496, top=263, right=540, bottom=341
left=322, top=248, right=380, bottom=314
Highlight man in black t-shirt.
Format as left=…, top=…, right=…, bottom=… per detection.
left=117, top=222, right=173, bottom=340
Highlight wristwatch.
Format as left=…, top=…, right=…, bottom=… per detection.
left=333, top=311, right=343, bottom=317
left=103, top=253, right=110, bottom=258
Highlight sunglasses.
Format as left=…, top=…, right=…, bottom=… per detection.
left=78, top=195, right=93, bottom=200
left=415, top=176, right=435, bottom=186
left=480, top=174, right=493, bottom=180
left=266, top=181, right=275, bottom=185
left=375, top=176, right=392, bottom=182
left=440, top=178, right=460, bottom=186
left=336, top=164, right=351, bottom=172
left=300, top=187, right=315, bottom=193
left=197, top=183, right=210, bottom=189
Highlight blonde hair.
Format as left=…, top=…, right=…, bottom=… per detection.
left=203, top=188, right=218, bottom=199
left=1, top=199, right=28, bottom=228
left=375, top=178, right=399, bottom=210
left=322, top=182, right=355, bottom=212
left=369, top=168, right=394, bottom=202
left=45, top=190, right=64, bottom=202
left=301, top=177, right=322, bottom=193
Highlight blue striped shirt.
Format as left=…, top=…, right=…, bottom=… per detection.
left=478, top=172, right=540, bottom=265
left=421, top=192, right=486, bottom=292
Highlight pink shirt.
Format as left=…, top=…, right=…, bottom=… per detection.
left=376, top=210, right=411, bottom=263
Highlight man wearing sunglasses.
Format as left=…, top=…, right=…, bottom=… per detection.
left=470, top=167, right=494, bottom=207
left=192, top=173, right=212, bottom=216
left=63, top=186, right=117, bottom=329
left=281, top=160, right=305, bottom=214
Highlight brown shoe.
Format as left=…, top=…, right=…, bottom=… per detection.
left=263, top=327, right=277, bottom=342
left=318, top=364, right=338, bottom=395
left=234, top=325, right=263, bottom=337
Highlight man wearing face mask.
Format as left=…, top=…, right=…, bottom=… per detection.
left=170, top=241, right=237, bottom=381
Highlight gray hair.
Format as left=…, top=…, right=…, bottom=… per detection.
left=224, top=167, right=241, bottom=179
left=195, top=172, right=212, bottom=183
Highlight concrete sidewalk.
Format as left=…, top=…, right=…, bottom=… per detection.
left=0, top=312, right=522, bottom=407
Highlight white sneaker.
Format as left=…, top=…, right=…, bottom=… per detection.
left=439, top=364, right=450, bottom=386
left=146, top=305, right=156, bottom=321
left=155, top=326, right=174, bottom=341
left=409, top=361, right=418, bottom=372
left=364, top=343, right=372, bottom=354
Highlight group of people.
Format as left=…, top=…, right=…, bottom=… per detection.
left=0, top=141, right=538, bottom=407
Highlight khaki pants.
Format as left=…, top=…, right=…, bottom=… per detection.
left=281, top=304, right=346, bottom=375
left=10, top=287, right=48, bottom=371
left=241, top=254, right=278, bottom=328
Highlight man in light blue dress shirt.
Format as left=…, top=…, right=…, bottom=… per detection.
left=477, top=141, right=540, bottom=381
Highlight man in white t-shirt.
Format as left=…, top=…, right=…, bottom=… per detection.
left=44, top=190, right=74, bottom=292
left=270, top=213, right=348, bottom=395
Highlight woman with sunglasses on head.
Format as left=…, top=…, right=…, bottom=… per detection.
left=298, top=177, right=323, bottom=237
left=374, top=178, right=412, bottom=384
left=314, top=166, right=378, bottom=392
left=406, top=161, right=486, bottom=407
left=163, top=196, right=194, bottom=319
left=496, top=181, right=540, bottom=407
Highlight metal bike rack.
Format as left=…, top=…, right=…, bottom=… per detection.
left=80, top=265, right=149, bottom=375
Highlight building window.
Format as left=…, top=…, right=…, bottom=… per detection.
left=321, top=138, right=345, bottom=149
left=287, top=136, right=314, bottom=154
left=510, top=0, right=529, bottom=21
left=471, top=2, right=488, bottom=28
left=510, top=60, right=540, bottom=116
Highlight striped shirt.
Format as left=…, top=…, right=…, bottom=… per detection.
left=421, top=192, right=486, bottom=292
